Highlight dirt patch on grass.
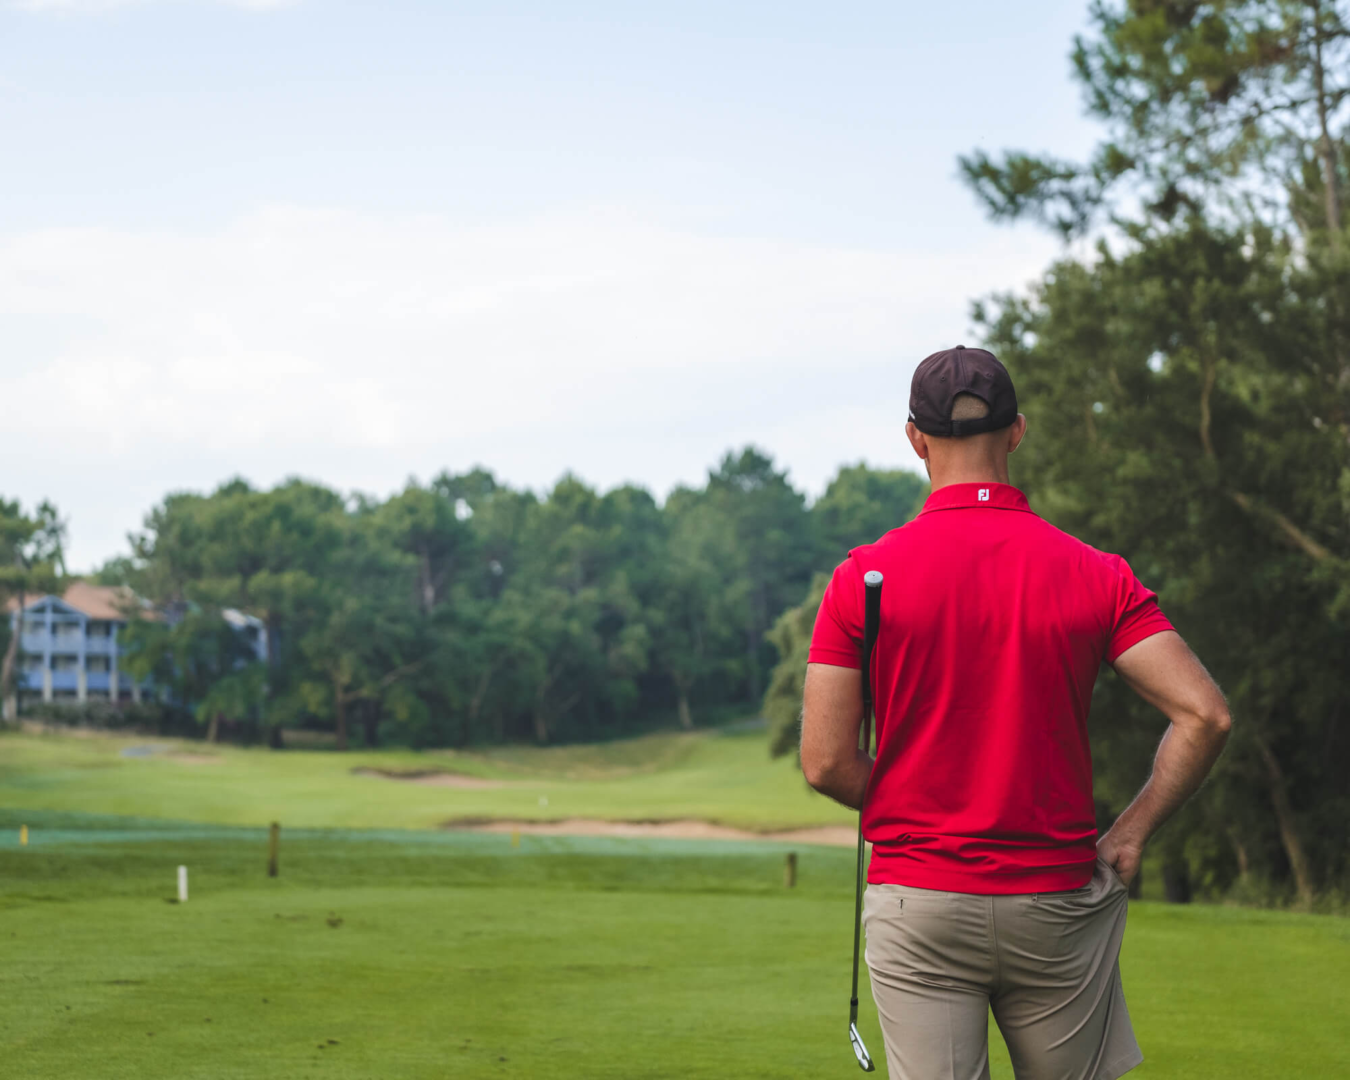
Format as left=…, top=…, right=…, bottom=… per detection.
left=118, top=744, right=221, bottom=764
left=446, top=818, right=857, bottom=847
left=352, top=767, right=508, bottom=790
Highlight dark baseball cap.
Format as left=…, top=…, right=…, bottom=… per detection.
left=909, top=345, right=1019, bottom=437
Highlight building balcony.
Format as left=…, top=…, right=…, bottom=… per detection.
left=17, top=634, right=128, bottom=657
left=13, top=668, right=150, bottom=699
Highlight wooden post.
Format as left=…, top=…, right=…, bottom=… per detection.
left=510, top=828, right=520, bottom=849
left=177, top=865, right=188, bottom=903
left=268, top=822, right=280, bottom=878
left=784, top=851, right=797, bottom=889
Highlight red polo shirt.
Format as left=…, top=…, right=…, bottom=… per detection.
left=808, top=482, right=1173, bottom=894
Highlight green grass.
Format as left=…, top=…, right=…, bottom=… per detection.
left=1, top=814, right=1347, bottom=1078
left=2, top=730, right=1348, bottom=1077
left=0, top=727, right=853, bottom=831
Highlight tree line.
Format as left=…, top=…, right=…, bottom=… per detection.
left=762, top=0, right=1350, bottom=907
left=1, top=453, right=924, bottom=750
left=954, top=0, right=1350, bottom=905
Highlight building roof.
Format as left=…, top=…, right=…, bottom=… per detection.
left=5, top=582, right=144, bottom=621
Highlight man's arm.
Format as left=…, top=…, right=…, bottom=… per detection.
left=1099, top=630, right=1232, bottom=883
left=800, top=662, right=872, bottom=810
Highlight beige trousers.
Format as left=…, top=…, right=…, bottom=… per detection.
left=863, top=857, right=1142, bottom=1080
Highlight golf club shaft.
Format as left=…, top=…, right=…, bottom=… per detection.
left=850, top=819, right=866, bottom=1023
left=851, top=572, right=884, bottom=1022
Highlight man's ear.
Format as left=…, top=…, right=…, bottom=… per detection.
left=1007, top=414, right=1027, bottom=454
left=906, top=421, right=930, bottom=461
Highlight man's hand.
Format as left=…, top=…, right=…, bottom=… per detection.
left=1096, top=829, right=1144, bottom=885
left=1104, top=631, right=1231, bottom=875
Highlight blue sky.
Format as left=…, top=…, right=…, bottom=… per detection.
left=1, top=0, right=1099, bottom=569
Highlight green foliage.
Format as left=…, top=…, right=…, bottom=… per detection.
left=0, top=497, right=67, bottom=713
left=107, top=457, right=919, bottom=750
left=14, top=700, right=192, bottom=735
left=963, top=1, right=1350, bottom=903
left=763, top=574, right=829, bottom=758
left=813, top=463, right=927, bottom=564
left=962, top=1, right=1350, bottom=236
left=0, top=497, right=65, bottom=594
left=702, top=447, right=819, bottom=703
left=121, top=610, right=263, bottom=738
left=975, top=225, right=1350, bottom=902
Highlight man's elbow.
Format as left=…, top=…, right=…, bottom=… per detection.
left=1206, top=703, right=1233, bottom=736
left=800, top=747, right=836, bottom=794
left=1191, top=698, right=1232, bottom=740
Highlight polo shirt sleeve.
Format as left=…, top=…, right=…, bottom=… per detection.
left=1105, top=556, right=1175, bottom=664
left=807, top=556, right=863, bottom=668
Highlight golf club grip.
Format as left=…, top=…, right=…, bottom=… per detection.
left=861, top=571, right=883, bottom=751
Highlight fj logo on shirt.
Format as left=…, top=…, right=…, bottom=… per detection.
left=978, top=488, right=990, bottom=501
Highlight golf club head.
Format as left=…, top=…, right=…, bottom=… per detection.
left=849, top=1022, right=875, bottom=1072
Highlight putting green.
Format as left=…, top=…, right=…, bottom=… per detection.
left=2, top=813, right=1347, bottom=1078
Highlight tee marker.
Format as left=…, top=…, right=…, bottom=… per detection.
left=177, top=865, right=189, bottom=903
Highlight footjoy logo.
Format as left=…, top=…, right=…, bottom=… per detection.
left=978, top=488, right=990, bottom=501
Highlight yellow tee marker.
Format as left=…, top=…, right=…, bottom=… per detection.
left=510, top=828, right=520, bottom=848
left=20, top=824, right=28, bottom=847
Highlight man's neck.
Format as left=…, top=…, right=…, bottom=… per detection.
left=926, top=459, right=1012, bottom=492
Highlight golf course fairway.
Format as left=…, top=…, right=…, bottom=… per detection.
left=0, top=726, right=856, bottom=832
left=2, top=729, right=1347, bottom=1077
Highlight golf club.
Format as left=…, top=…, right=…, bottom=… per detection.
left=848, top=568, right=884, bottom=1072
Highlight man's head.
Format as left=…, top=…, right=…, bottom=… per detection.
left=905, top=346, right=1027, bottom=486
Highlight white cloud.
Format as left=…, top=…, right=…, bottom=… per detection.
left=0, top=206, right=1057, bottom=567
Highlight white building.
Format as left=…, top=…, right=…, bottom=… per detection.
left=3, top=584, right=267, bottom=718
left=4, top=583, right=153, bottom=714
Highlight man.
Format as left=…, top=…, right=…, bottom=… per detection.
left=801, top=346, right=1231, bottom=1080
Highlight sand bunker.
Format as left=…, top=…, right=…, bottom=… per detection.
left=447, top=818, right=857, bottom=847
left=352, top=767, right=507, bottom=790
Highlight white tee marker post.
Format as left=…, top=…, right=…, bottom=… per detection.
left=177, top=865, right=189, bottom=903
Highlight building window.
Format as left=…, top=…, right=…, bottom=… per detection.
left=87, top=656, right=111, bottom=673
left=51, top=655, right=80, bottom=673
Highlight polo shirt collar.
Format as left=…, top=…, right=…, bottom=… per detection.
left=918, top=482, right=1032, bottom=515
